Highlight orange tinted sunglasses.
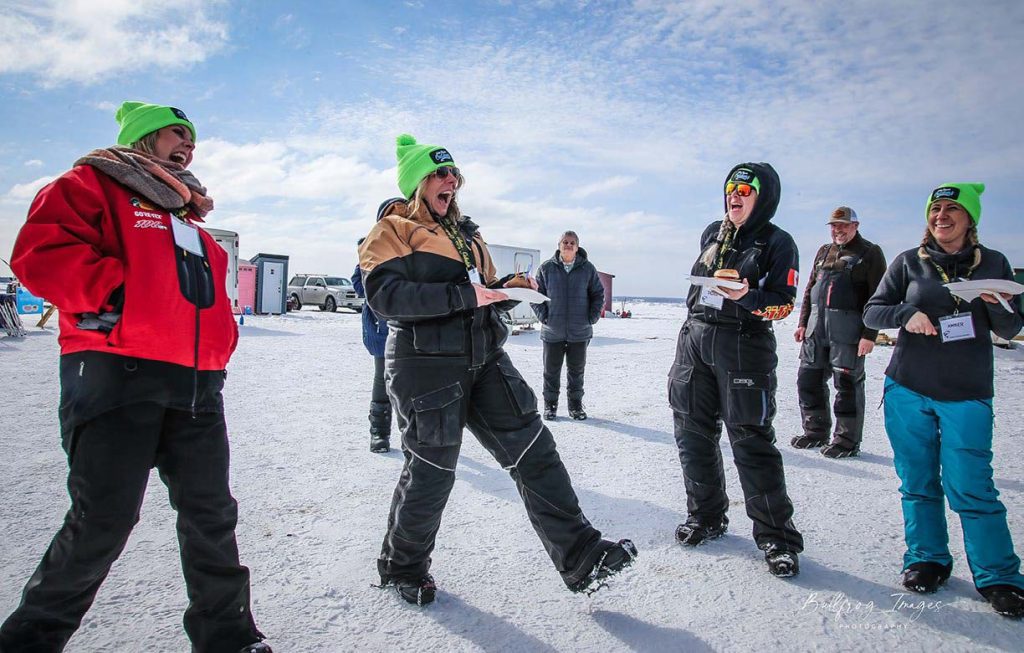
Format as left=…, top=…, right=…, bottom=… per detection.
left=725, top=182, right=755, bottom=197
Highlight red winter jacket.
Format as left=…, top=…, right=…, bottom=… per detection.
left=11, top=165, right=238, bottom=370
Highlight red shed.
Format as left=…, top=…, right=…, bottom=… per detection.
left=598, top=271, right=615, bottom=315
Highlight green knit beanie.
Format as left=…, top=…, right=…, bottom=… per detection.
left=726, top=167, right=760, bottom=194
left=395, top=133, right=456, bottom=199
left=927, top=183, right=984, bottom=225
left=115, top=101, right=196, bottom=147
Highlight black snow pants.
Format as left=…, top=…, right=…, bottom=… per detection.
left=378, top=349, right=608, bottom=589
left=667, top=319, right=803, bottom=552
left=797, top=309, right=866, bottom=448
left=0, top=403, right=262, bottom=653
left=542, top=340, right=588, bottom=406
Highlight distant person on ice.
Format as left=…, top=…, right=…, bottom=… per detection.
left=0, top=102, right=270, bottom=652
left=531, top=230, right=605, bottom=421
left=352, top=200, right=402, bottom=454
left=791, top=206, right=886, bottom=458
left=358, top=134, right=636, bottom=605
left=668, top=163, right=804, bottom=577
left=863, top=183, right=1024, bottom=618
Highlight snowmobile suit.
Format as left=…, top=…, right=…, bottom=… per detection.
left=359, top=200, right=612, bottom=590
left=865, top=240, right=1024, bottom=593
left=668, top=162, right=803, bottom=553
left=533, top=248, right=604, bottom=407
left=796, top=233, right=886, bottom=448
left=2, top=164, right=262, bottom=652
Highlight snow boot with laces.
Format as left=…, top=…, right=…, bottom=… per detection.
left=568, top=539, right=637, bottom=594
left=675, top=516, right=728, bottom=546
left=763, top=545, right=800, bottom=578
left=369, top=401, right=392, bottom=453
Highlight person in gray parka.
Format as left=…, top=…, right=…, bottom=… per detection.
left=531, top=231, right=605, bottom=420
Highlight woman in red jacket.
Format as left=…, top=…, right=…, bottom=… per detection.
left=1, top=102, right=270, bottom=653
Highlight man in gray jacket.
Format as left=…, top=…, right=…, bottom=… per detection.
left=532, top=231, right=605, bottom=420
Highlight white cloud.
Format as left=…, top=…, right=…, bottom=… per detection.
left=569, top=176, right=638, bottom=200
left=5, top=175, right=53, bottom=202
left=23, top=159, right=42, bottom=167
left=0, top=0, right=229, bottom=86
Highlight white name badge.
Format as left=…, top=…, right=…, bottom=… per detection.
left=468, top=268, right=481, bottom=285
left=171, top=216, right=205, bottom=257
left=939, top=313, right=975, bottom=343
left=699, top=286, right=725, bottom=310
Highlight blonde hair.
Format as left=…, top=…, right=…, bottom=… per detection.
left=131, top=130, right=160, bottom=155
left=408, top=176, right=462, bottom=223
left=699, top=217, right=735, bottom=269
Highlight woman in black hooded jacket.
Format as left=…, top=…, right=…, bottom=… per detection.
left=667, top=162, right=804, bottom=577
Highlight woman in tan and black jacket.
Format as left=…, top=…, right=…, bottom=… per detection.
left=358, top=134, right=635, bottom=606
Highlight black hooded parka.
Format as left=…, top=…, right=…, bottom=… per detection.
left=668, top=162, right=804, bottom=553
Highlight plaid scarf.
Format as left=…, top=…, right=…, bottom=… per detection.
left=75, top=146, right=214, bottom=219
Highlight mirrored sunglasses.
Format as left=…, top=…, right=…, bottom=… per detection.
left=725, top=182, right=755, bottom=197
left=433, top=166, right=461, bottom=180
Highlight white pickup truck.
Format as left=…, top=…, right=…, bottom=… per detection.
left=287, top=274, right=363, bottom=312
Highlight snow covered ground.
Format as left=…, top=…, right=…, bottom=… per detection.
left=2, top=300, right=1023, bottom=652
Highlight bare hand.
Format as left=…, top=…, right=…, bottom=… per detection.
left=857, top=338, right=875, bottom=357
left=474, top=284, right=509, bottom=307
left=980, top=291, right=1013, bottom=304
left=905, top=311, right=937, bottom=336
left=719, top=279, right=750, bottom=301
left=794, top=326, right=806, bottom=343
left=505, top=275, right=539, bottom=291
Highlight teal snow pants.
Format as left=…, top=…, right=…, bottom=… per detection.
left=883, top=377, right=1024, bottom=590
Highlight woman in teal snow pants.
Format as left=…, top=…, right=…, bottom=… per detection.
left=864, top=182, right=1024, bottom=618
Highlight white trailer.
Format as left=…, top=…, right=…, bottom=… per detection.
left=488, top=243, right=543, bottom=325
left=205, top=227, right=239, bottom=309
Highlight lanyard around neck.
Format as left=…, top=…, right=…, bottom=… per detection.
left=437, top=217, right=476, bottom=271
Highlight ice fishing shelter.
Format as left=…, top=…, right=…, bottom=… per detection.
left=489, top=243, right=542, bottom=325
left=250, top=253, right=289, bottom=315
left=598, top=271, right=615, bottom=314
left=237, top=261, right=257, bottom=315
left=206, top=228, right=239, bottom=310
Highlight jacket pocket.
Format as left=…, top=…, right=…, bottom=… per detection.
left=412, top=320, right=464, bottom=354
left=497, top=360, right=538, bottom=416
left=725, top=370, right=773, bottom=426
left=412, top=382, right=464, bottom=447
left=667, top=363, right=694, bottom=414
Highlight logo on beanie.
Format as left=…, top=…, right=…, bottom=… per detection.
left=171, top=107, right=188, bottom=120
left=430, top=149, right=453, bottom=164
left=932, top=187, right=959, bottom=201
left=732, top=169, right=753, bottom=182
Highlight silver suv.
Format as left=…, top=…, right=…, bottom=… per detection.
left=287, top=275, right=363, bottom=312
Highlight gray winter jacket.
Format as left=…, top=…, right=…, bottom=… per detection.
left=532, top=248, right=605, bottom=342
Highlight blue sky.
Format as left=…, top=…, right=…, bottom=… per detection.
left=2, top=0, right=1022, bottom=297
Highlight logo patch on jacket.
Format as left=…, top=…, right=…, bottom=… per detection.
left=131, top=197, right=158, bottom=211
left=787, top=269, right=799, bottom=287
left=133, top=219, right=168, bottom=230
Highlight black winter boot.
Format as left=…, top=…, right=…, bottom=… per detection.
left=569, top=539, right=637, bottom=594
left=369, top=401, right=392, bottom=453
left=821, top=440, right=859, bottom=458
left=793, top=408, right=830, bottom=448
left=568, top=399, right=587, bottom=420
left=239, top=643, right=273, bottom=653
left=380, top=573, right=437, bottom=606
left=675, top=516, right=728, bottom=546
left=543, top=402, right=557, bottom=421
left=902, top=561, right=952, bottom=593
left=980, top=585, right=1024, bottom=618
left=763, top=544, right=800, bottom=578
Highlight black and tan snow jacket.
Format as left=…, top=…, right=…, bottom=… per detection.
left=358, top=200, right=516, bottom=367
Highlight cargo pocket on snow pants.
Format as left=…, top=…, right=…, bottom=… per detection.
left=497, top=360, right=538, bottom=416
left=726, top=370, right=773, bottom=426
left=667, top=363, right=694, bottom=414
left=412, top=382, right=464, bottom=447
